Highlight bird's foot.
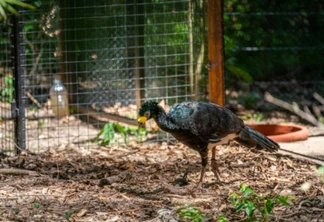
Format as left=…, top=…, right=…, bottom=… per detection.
left=186, top=181, right=205, bottom=196
left=211, top=159, right=221, bottom=182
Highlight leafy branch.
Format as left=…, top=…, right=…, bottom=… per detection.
left=0, top=0, right=36, bottom=21
left=95, top=122, right=146, bottom=146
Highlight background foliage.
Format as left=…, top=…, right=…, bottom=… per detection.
left=1, top=0, right=323, bottom=99
left=223, top=0, right=323, bottom=84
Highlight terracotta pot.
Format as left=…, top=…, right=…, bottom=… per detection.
left=246, top=124, right=309, bottom=142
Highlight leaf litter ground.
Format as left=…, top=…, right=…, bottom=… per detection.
left=0, top=141, right=324, bottom=221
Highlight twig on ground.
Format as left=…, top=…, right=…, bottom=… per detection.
left=313, top=92, right=324, bottom=105
left=303, top=106, right=312, bottom=116
left=0, top=168, right=38, bottom=176
left=264, top=92, right=324, bottom=128
left=312, top=104, right=322, bottom=118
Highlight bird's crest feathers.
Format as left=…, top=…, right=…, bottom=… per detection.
left=138, top=101, right=161, bottom=118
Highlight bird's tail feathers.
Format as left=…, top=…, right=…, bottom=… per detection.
left=235, top=126, right=279, bottom=152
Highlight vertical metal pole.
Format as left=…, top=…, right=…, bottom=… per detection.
left=208, top=0, right=225, bottom=106
left=131, top=0, right=145, bottom=107
left=12, top=15, right=26, bottom=153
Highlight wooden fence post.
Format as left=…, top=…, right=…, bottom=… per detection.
left=208, top=0, right=225, bottom=106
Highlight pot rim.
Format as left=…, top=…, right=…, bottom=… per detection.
left=246, top=123, right=309, bottom=142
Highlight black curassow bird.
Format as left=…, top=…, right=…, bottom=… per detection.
left=138, top=100, right=279, bottom=185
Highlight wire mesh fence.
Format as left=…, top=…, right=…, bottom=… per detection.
left=0, top=0, right=208, bottom=154
left=0, top=0, right=323, bottom=155
left=0, top=21, right=15, bottom=154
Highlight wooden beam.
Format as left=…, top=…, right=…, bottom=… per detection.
left=71, top=105, right=137, bottom=126
left=208, top=0, right=225, bottom=106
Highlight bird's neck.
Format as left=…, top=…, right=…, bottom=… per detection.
left=154, top=111, right=179, bottom=132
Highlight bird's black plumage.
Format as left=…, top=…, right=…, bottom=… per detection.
left=138, top=100, right=279, bottom=184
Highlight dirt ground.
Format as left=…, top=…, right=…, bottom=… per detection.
left=1, top=98, right=324, bottom=221
left=0, top=139, right=324, bottom=221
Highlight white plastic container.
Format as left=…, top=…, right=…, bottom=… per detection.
left=50, top=79, right=69, bottom=117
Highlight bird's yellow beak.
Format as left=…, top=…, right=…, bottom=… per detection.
left=137, top=116, right=147, bottom=126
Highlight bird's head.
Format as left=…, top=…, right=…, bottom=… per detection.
left=137, top=101, right=161, bottom=127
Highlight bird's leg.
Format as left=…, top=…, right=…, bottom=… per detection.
left=198, top=165, right=206, bottom=185
left=188, top=151, right=210, bottom=194
left=211, top=146, right=221, bottom=181
left=196, top=150, right=208, bottom=187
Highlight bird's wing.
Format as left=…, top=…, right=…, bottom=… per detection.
left=168, top=101, right=244, bottom=143
left=167, top=102, right=196, bottom=131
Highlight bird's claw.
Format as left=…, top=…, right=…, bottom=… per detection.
left=186, top=181, right=204, bottom=197
left=211, top=159, right=221, bottom=182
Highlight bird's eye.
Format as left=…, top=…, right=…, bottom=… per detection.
left=144, top=111, right=150, bottom=118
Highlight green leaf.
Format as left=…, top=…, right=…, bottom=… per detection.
left=239, top=184, right=254, bottom=197
left=239, top=183, right=248, bottom=192
left=177, top=205, right=203, bottom=221
left=95, top=123, right=115, bottom=145
left=317, top=166, right=324, bottom=175
left=217, top=214, right=229, bottom=222
left=5, top=3, right=17, bottom=15
left=65, top=209, right=73, bottom=219
left=228, top=192, right=238, bottom=203
left=0, top=4, right=7, bottom=20
left=115, top=123, right=128, bottom=144
left=264, top=199, right=275, bottom=215
left=245, top=201, right=255, bottom=217
left=5, top=0, right=36, bottom=10
left=138, top=127, right=146, bottom=136
left=275, top=196, right=291, bottom=206
left=236, top=203, right=245, bottom=212
left=95, top=128, right=104, bottom=143
left=102, top=123, right=114, bottom=145
left=243, top=187, right=254, bottom=197
left=115, top=123, right=126, bottom=133
left=0, top=0, right=36, bottom=20
left=226, top=64, right=253, bottom=83
left=0, top=0, right=7, bottom=7
left=33, top=202, right=40, bottom=208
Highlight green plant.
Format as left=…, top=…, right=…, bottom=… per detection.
left=115, top=123, right=128, bottom=144
left=32, top=202, right=40, bottom=214
left=226, top=64, right=253, bottom=83
left=226, top=183, right=292, bottom=222
left=318, top=166, right=324, bottom=180
left=128, top=125, right=146, bottom=142
left=238, top=92, right=260, bottom=109
left=217, top=214, right=229, bottom=222
left=65, top=209, right=73, bottom=219
left=177, top=205, right=209, bottom=222
left=95, top=122, right=146, bottom=145
left=1, top=76, right=14, bottom=103
left=0, top=0, right=35, bottom=21
left=95, top=122, right=115, bottom=146
left=32, top=202, right=40, bottom=208
left=252, top=113, right=264, bottom=123
left=241, top=113, right=264, bottom=123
